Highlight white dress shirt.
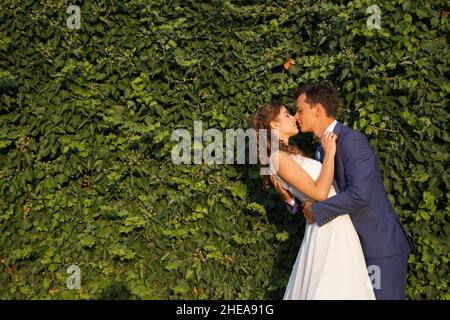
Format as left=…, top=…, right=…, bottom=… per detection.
left=324, top=120, right=338, bottom=135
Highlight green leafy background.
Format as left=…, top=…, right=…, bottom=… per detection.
left=0, top=0, right=448, bottom=299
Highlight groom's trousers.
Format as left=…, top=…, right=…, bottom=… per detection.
left=365, top=252, right=409, bottom=300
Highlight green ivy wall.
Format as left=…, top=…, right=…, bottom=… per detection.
left=0, top=0, right=448, bottom=299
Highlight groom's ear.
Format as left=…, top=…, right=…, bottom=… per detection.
left=315, top=103, right=326, bottom=117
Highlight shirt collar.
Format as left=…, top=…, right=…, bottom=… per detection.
left=324, top=120, right=338, bottom=134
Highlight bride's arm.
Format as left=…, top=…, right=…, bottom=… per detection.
left=273, top=133, right=337, bottom=202
left=275, top=152, right=334, bottom=202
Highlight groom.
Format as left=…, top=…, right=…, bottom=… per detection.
left=273, top=82, right=413, bottom=300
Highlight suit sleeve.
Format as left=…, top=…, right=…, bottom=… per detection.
left=311, top=132, right=376, bottom=227
left=286, top=197, right=302, bottom=216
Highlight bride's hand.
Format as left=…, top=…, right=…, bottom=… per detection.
left=320, top=132, right=337, bottom=157
left=270, top=175, right=293, bottom=203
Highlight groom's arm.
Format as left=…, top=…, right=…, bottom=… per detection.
left=311, top=132, right=376, bottom=227
left=286, top=197, right=302, bottom=216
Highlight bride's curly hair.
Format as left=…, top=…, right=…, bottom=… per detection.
left=251, top=102, right=303, bottom=191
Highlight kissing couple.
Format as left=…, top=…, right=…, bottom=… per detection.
left=251, top=82, right=413, bottom=300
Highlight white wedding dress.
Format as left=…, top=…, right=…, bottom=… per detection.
left=270, top=153, right=375, bottom=300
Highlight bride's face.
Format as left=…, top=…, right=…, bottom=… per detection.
left=270, top=106, right=299, bottom=138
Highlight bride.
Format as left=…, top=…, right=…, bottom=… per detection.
left=251, top=102, right=375, bottom=300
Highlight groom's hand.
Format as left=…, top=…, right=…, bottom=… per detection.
left=303, top=201, right=315, bottom=224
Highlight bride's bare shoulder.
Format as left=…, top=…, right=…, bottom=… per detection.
left=270, top=150, right=290, bottom=159
left=271, top=151, right=300, bottom=168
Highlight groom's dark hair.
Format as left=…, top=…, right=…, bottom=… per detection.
left=295, top=83, right=338, bottom=117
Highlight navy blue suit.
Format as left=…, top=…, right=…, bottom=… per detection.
left=287, top=122, right=413, bottom=299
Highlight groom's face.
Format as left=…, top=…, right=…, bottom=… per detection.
left=295, top=94, right=317, bottom=133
